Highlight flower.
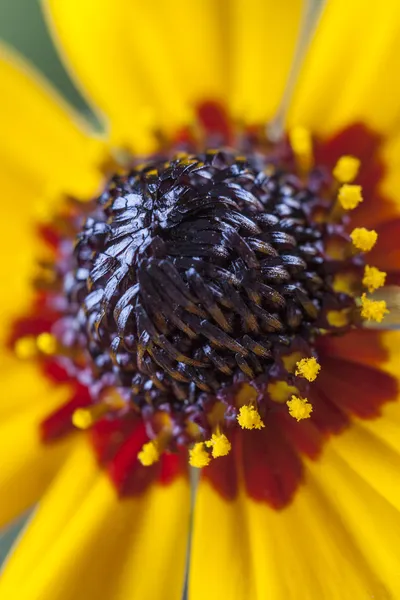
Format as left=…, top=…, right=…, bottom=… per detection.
left=1, top=1, right=400, bottom=599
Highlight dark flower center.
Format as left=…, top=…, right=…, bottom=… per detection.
left=10, top=106, right=394, bottom=502
left=47, top=147, right=364, bottom=449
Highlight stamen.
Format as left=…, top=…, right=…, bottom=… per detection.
left=362, top=265, right=387, bottom=293
left=360, top=294, right=389, bottom=323
left=237, top=405, right=265, bottom=430
left=72, top=403, right=112, bottom=429
left=327, top=309, right=351, bottom=328
left=350, top=227, right=378, bottom=252
left=205, top=432, right=232, bottom=458
left=287, top=395, right=313, bottom=421
left=36, top=332, right=58, bottom=355
left=295, top=357, right=321, bottom=382
left=14, top=336, right=37, bottom=359
left=332, top=155, right=360, bottom=183
left=289, top=126, right=313, bottom=172
left=14, top=333, right=58, bottom=359
left=268, top=381, right=299, bottom=404
left=137, top=441, right=160, bottom=466
left=189, top=442, right=211, bottom=468
left=337, top=184, right=363, bottom=210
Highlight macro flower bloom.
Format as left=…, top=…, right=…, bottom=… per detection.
left=1, top=0, right=400, bottom=598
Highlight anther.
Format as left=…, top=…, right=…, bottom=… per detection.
left=289, top=126, right=313, bottom=172
left=205, top=432, right=232, bottom=458
left=360, top=294, right=389, bottom=323
left=237, top=405, right=265, bottom=430
left=332, top=155, right=360, bottom=183
left=36, top=332, right=58, bottom=355
left=287, top=395, right=313, bottom=421
left=14, top=336, right=37, bottom=360
left=189, top=442, right=211, bottom=468
left=337, top=184, right=363, bottom=210
left=71, top=393, right=125, bottom=430
left=72, top=404, right=110, bottom=430
left=350, top=227, right=378, bottom=252
left=362, top=265, right=386, bottom=293
left=138, top=441, right=160, bottom=466
left=295, top=357, right=321, bottom=382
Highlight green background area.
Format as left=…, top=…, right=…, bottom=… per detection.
left=0, top=0, right=88, bottom=111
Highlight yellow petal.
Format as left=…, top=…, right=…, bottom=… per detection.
left=230, top=0, right=303, bottom=124
left=380, top=131, right=400, bottom=213
left=190, top=433, right=400, bottom=599
left=303, top=445, right=400, bottom=597
left=0, top=176, right=37, bottom=338
left=288, top=0, right=400, bottom=136
left=0, top=365, right=76, bottom=528
left=0, top=440, right=190, bottom=600
left=189, top=482, right=257, bottom=599
left=44, top=0, right=216, bottom=149
left=143, top=0, right=227, bottom=104
left=0, top=356, right=58, bottom=420
left=0, top=43, right=106, bottom=200
left=329, top=409, right=400, bottom=513
left=380, top=331, right=400, bottom=379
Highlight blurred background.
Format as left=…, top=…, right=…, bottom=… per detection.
left=0, top=0, right=88, bottom=112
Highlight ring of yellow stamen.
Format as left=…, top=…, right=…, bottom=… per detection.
left=337, top=184, right=363, bottom=210
left=332, top=155, right=360, bottom=183
left=362, top=265, right=386, bottom=293
left=295, top=357, right=321, bottom=382
left=350, top=227, right=378, bottom=252
left=189, top=442, right=211, bottom=468
left=237, top=405, right=265, bottom=430
left=360, top=293, right=389, bottom=323
left=138, top=441, right=160, bottom=466
left=289, top=126, right=313, bottom=171
left=205, top=433, right=232, bottom=458
left=287, top=395, right=313, bottom=421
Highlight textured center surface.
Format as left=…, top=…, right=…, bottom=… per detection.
left=57, top=150, right=356, bottom=417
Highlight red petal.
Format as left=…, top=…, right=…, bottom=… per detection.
left=241, top=420, right=303, bottom=509
left=40, top=385, right=91, bottom=441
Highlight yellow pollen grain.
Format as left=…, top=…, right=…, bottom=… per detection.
left=360, top=293, right=389, bottom=323
left=287, top=395, right=313, bottom=422
left=36, top=332, right=58, bottom=355
left=14, top=336, right=37, bottom=359
left=337, top=184, right=363, bottom=210
left=189, top=442, right=211, bottom=468
left=295, top=357, right=321, bottom=382
left=333, top=155, right=360, bottom=183
left=282, top=351, right=304, bottom=374
left=137, top=441, right=160, bottom=466
left=72, top=403, right=109, bottom=430
left=350, top=228, right=378, bottom=252
left=268, top=381, right=298, bottom=404
left=72, top=408, right=95, bottom=430
left=237, top=405, right=265, bottom=430
left=289, top=126, right=313, bottom=171
left=362, top=265, right=387, bottom=293
left=327, top=309, right=351, bottom=328
left=333, top=272, right=357, bottom=295
left=205, top=433, right=232, bottom=458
